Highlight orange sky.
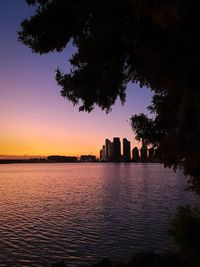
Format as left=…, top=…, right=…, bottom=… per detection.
left=0, top=1, right=153, bottom=159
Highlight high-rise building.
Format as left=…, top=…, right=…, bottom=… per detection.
left=110, top=142, right=114, bottom=161
left=140, top=147, right=148, bottom=162
left=102, top=145, right=106, bottom=160
left=113, top=137, right=121, bottom=162
left=99, top=146, right=106, bottom=161
left=123, top=138, right=131, bottom=162
left=100, top=149, right=103, bottom=160
left=132, top=147, right=140, bottom=162
left=140, top=138, right=148, bottom=162
left=105, top=139, right=111, bottom=161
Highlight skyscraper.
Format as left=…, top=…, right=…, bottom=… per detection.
left=110, top=142, right=114, bottom=161
left=140, top=138, right=148, bottom=162
left=123, top=138, right=131, bottom=162
left=99, top=145, right=106, bottom=160
left=113, top=137, right=121, bottom=162
left=102, top=145, right=106, bottom=160
left=100, top=149, right=103, bottom=160
left=132, top=147, right=140, bottom=162
left=105, top=139, right=111, bottom=161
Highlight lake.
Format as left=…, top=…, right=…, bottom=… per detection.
left=0, top=163, right=199, bottom=266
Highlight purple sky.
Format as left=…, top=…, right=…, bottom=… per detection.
left=0, top=0, right=153, bottom=158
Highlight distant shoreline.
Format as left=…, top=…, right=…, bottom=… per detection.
left=0, top=160, right=162, bottom=164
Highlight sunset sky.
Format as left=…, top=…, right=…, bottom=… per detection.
left=0, top=0, right=153, bottom=158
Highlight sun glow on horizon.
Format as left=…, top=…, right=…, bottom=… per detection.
left=0, top=2, right=152, bottom=160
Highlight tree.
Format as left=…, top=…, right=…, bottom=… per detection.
left=19, top=0, right=200, bottom=192
left=169, top=205, right=200, bottom=252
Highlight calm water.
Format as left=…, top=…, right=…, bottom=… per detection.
left=0, top=163, right=199, bottom=266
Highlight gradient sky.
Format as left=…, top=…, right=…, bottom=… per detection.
left=0, top=0, right=153, bottom=158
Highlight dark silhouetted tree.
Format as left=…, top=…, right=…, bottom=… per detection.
left=19, top=0, right=200, bottom=192
left=169, top=205, right=200, bottom=252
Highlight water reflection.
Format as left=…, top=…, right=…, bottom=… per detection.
left=0, top=163, right=199, bottom=266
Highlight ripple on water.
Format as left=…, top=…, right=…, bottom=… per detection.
left=0, top=163, right=199, bottom=266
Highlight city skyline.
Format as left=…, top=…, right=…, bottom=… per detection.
left=0, top=1, right=153, bottom=159
left=0, top=136, right=159, bottom=162
left=0, top=136, right=139, bottom=159
left=100, top=137, right=160, bottom=162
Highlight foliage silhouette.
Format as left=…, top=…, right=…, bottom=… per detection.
left=19, top=0, right=200, bottom=192
left=169, top=205, right=200, bottom=252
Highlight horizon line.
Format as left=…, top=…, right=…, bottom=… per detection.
left=0, top=154, right=97, bottom=159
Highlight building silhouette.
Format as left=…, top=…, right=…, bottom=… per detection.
left=102, top=145, right=106, bottom=160
left=113, top=137, right=121, bottom=162
left=140, top=138, right=148, bottom=162
left=132, top=147, right=140, bottom=162
left=110, top=142, right=114, bottom=161
left=123, top=138, right=131, bottom=162
left=105, top=139, right=111, bottom=161
left=99, top=137, right=163, bottom=163
left=100, top=149, right=103, bottom=160
left=100, top=145, right=106, bottom=160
